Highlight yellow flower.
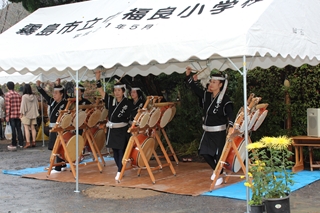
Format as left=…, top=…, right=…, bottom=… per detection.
left=260, top=136, right=292, bottom=149
left=253, top=160, right=265, bottom=167
left=260, top=136, right=274, bottom=147
left=240, top=175, right=245, bottom=179
left=252, top=160, right=265, bottom=172
left=246, top=142, right=265, bottom=150
left=258, top=166, right=265, bottom=172
left=248, top=172, right=253, bottom=178
left=273, top=136, right=292, bottom=150
left=244, top=182, right=252, bottom=188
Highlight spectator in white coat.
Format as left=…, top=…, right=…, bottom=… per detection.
left=20, top=84, right=39, bottom=148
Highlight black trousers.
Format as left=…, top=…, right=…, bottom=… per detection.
left=9, top=118, right=24, bottom=146
left=0, top=120, right=4, bottom=139
left=202, top=154, right=223, bottom=174
left=113, top=148, right=125, bottom=172
left=48, top=129, right=65, bottom=171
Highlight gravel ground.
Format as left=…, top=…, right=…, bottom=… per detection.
left=1, top=140, right=320, bottom=213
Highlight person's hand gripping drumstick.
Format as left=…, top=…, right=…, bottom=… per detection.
left=186, top=66, right=198, bottom=81
left=36, top=80, right=41, bottom=87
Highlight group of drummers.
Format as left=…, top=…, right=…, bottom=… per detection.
left=39, top=66, right=265, bottom=185
left=38, top=71, right=147, bottom=180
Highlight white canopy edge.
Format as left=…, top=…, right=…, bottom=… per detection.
left=0, top=0, right=319, bottom=76
left=0, top=71, right=94, bottom=84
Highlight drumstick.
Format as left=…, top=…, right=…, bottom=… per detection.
left=193, top=67, right=208, bottom=76
left=60, top=76, right=70, bottom=80
left=54, top=76, right=70, bottom=85
left=190, top=68, right=204, bottom=73
left=116, top=72, right=126, bottom=83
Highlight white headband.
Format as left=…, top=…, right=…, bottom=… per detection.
left=114, top=84, right=126, bottom=89
left=211, top=76, right=225, bottom=81
left=217, top=74, right=228, bottom=104
left=131, top=87, right=141, bottom=91
left=54, top=87, right=64, bottom=91
left=112, top=84, right=127, bottom=106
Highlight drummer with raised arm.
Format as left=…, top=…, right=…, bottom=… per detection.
left=185, top=66, right=235, bottom=186
left=36, top=79, right=68, bottom=173
left=95, top=70, right=133, bottom=181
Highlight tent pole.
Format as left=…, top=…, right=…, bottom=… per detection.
left=40, top=95, right=45, bottom=147
left=243, top=55, right=250, bottom=213
left=102, top=72, right=110, bottom=155
left=68, top=69, right=88, bottom=193
left=75, top=70, right=80, bottom=193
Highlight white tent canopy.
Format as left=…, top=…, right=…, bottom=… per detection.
left=0, top=0, right=319, bottom=77
left=0, top=1, right=319, bottom=211
left=0, top=72, right=74, bottom=84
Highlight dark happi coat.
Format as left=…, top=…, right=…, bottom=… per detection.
left=105, top=93, right=133, bottom=150
left=186, top=76, right=235, bottom=157
left=130, top=98, right=144, bottom=123
left=37, top=86, right=68, bottom=150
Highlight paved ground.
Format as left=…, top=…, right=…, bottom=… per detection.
left=1, top=139, right=320, bottom=213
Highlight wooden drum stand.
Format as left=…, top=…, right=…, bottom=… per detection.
left=119, top=96, right=176, bottom=184
left=153, top=102, right=179, bottom=165
left=210, top=94, right=268, bottom=190
left=46, top=98, right=105, bottom=179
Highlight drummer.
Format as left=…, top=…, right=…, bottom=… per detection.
left=73, top=83, right=91, bottom=132
left=95, top=70, right=133, bottom=181
left=73, top=83, right=92, bottom=157
left=185, top=66, right=235, bottom=186
left=129, top=85, right=145, bottom=124
left=36, top=79, right=68, bottom=173
left=74, top=83, right=92, bottom=106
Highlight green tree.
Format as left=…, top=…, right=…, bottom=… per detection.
left=9, top=0, right=86, bottom=12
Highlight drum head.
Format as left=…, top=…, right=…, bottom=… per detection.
left=225, top=136, right=243, bottom=172
left=253, top=110, right=268, bottom=131
left=169, top=106, right=176, bottom=122
left=248, top=110, right=259, bottom=131
left=148, top=108, right=161, bottom=128
left=232, top=139, right=246, bottom=173
left=159, top=108, right=172, bottom=128
left=100, top=108, right=108, bottom=121
left=234, top=112, right=243, bottom=132
left=93, top=128, right=106, bottom=152
left=238, top=114, right=250, bottom=133
left=59, top=114, right=72, bottom=129
left=87, top=109, right=102, bottom=127
left=139, top=113, right=150, bottom=128
left=137, top=137, right=155, bottom=167
left=65, top=135, right=85, bottom=162
left=72, top=111, right=87, bottom=127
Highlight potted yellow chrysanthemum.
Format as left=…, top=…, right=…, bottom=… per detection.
left=246, top=136, right=294, bottom=213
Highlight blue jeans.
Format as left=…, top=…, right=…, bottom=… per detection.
left=9, top=118, right=24, bottom=146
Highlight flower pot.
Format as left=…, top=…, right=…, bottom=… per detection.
left=264, top=195, right=290, bottom=213
left=250, top=204, right=265, bottom=213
